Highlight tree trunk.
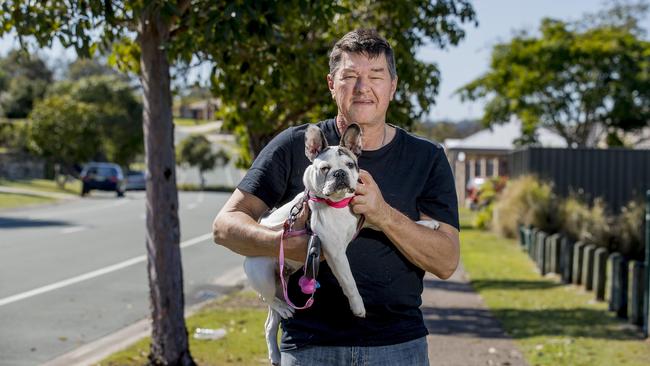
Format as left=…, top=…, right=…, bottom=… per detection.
left=139, top=7, right=195, bottom=366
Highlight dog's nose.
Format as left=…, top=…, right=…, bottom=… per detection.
left=332, top=169, right=347, bottom=179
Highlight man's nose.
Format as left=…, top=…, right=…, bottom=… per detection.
left=354, top=76, right=370, bottom=93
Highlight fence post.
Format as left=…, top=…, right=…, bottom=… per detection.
left=643, top=189, right=650, bottom=338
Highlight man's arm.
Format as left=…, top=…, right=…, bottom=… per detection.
left=212, top=189, right=310, bottom=262
left=351, top=170, right=460, bottom=279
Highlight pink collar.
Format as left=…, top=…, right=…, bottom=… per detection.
left=308, top=193, right=354, bottom=208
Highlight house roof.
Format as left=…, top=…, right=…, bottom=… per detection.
left=445, top=119, right=567, bottom=150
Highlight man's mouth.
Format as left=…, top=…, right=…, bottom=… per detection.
left=353, top=99, right=374, bottom=105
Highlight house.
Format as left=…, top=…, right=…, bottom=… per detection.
left=444, top=119, right=567, bottom=206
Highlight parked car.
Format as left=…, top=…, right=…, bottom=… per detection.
left=80, top=162, right=126, bottom=197
left=125, top=170, right=146, bottom=191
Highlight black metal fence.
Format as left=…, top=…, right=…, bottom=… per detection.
left=509, top=147, right=650, bottom=212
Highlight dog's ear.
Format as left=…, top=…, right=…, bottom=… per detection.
left=340, top=123, right=362, bottom=157
left=305, top=124, right=328, bottom=161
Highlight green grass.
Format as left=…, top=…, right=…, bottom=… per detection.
left=174, top=118, right=214, bottom=126
left=0, top=192, right=56, bottom=209
left=98, top=291, right=269, bottom=366
left=0, top=178, right=82, bottom=195
left=459, top=208, right=650, bottom=366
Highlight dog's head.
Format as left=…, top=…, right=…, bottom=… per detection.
left=303, top=124, right=362, bottom=200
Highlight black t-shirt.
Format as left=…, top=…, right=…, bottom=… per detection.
left=238, top=118, right=459, bottom=350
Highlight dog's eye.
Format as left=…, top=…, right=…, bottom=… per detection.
left=320, top=166, right=330, bottom=174
left=346, top=162, right=354, bottom=169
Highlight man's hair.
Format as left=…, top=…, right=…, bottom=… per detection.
left=329, top=29, right=397, bottom=80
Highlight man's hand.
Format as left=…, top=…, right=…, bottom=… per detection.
left=350, top=170, right=391, bottom=228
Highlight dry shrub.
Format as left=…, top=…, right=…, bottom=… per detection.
left=559, top=196, right=591, bottom=242
left=579, top=198, right=616, bottom=249
left=615, top=200, right=645, bottom=259
left=492, top=175, right=559, bottom=238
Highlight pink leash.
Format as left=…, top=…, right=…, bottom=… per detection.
left=279, top=222, right=316, bottom=309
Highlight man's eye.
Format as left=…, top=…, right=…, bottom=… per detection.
left=342, top=75, right=356, bottom=79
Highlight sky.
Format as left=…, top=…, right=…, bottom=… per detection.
left=1, top=0, right=648, bottom=122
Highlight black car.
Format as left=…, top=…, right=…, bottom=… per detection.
left=80, top=162, right=126, bottom=197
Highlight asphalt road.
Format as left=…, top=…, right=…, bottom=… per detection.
left=0, top=191, right=244, bottom=365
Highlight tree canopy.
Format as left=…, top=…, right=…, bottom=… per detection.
left=30, top=75, right=143, bottom=168
left=457, top=14, right=650, bottom=147
left=0, top=50, right=52, bottom=118
left=195, top=0, right=477, bottom=165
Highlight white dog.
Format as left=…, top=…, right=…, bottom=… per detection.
left=244, top=123, right=440, bottom=365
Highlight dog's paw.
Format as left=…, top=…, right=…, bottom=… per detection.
left=351, top=300, right=366, bottom=318
left=271, top=299, right=295, bottom=319
left=417, top=219, right=440, bottom=230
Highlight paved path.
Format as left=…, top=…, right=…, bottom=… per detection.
left=424, top=263, right=528, bottom=366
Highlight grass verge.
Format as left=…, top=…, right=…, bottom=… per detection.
left=0, top=178, right=82, bottom=196
left=459, top=208, right=650, bottom=366
left=0, top=192, right=56, bottom=209
left=0, top=178, right=81, bottom=210
left=98, top=291, right=269, bottom=366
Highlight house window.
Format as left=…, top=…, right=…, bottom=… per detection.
left=474, top=160, right=481, bottom=177
left=486, top=159, right=494, bottom=177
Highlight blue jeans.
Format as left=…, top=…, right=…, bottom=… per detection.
left=280, top=337, right=429, bottom=366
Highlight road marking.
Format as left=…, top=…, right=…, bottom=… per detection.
left=0, top=232, right=213, bottom=307
left=187, top=203, right=198, bottom=210
left=60, top=226, right=87, bottom=234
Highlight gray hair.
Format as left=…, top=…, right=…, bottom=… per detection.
left=329, top=29, right=397, bottom=80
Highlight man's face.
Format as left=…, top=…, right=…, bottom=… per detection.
left=327, top=51, right=397, bottom=126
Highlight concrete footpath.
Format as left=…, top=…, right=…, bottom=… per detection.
left=424, top=263, right=528, bottom=366
left=47, top=262, right=527, bottom=366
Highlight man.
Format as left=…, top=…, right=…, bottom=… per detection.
left=213, top=29, right=459, bottom=365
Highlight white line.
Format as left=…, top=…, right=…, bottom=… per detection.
left=0, top=232, right=213, bottom=307
left=60, top=226, right=87, bottom=234
left=187, top=203, right=198, bottom=210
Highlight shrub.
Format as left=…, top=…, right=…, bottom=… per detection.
left=491, top=175, right=559, bottom=238
left=579, top=198, right=616, bottom=249
left=615, top=199, right=645, bottom=260
left=558, top=196, right=591, bottom=242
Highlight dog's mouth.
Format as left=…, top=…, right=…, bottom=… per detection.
left=322, top=179, right=355, bottom=197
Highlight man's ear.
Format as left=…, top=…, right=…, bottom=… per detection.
left=327, top=74, right=335, bottom=99
left=390, top=76, right=398, bottom=101
left=340, top=123, right=362, bottom=156
left=305, top=124, right=328, bottom=161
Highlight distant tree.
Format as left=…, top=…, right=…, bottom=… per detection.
left=66, top=58, right=130, bottom=82
left=29, top=95, right=101, bottom=186
left=0, top=50, right=52, bottom=118
left=46, top=75, right=143, bottom=166
left=457, top=14, right=650, bottom=147
left=176, top=134, right=229, bottom=188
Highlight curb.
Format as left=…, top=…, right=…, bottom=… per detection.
left=43, top=266, right=247, bottom=366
